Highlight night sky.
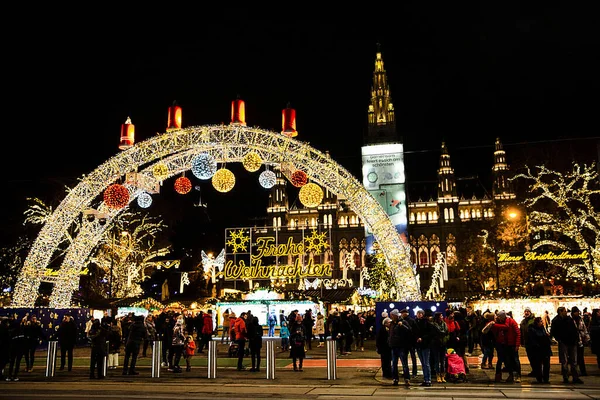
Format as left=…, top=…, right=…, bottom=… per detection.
left=2, top=5, right=599, bottom=254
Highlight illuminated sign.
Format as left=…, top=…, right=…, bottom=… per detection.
left=44, top=267, right=89, bottom=276
left=361, top=143, right=407, bottom=253
left=223, top=227, right=333, bottom=280
left=497, top=250, right=589, bottom=263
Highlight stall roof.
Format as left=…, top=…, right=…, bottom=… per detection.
left=304, top=288, right=356, bottom=304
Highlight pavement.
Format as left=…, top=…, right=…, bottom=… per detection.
left=2, top=340, right=600, bottom=399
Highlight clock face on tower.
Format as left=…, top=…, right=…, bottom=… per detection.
left=367, top=171, right=378, bottom=183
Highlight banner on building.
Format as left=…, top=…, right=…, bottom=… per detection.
left=497, top=249, right=589, bottom=263
left=223, top=226, right=333, bottom=280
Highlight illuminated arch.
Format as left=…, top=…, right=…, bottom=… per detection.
left=12, top=125, right=421, bottom=307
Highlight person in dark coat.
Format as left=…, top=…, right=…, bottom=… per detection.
left=303, top=309, right=314, bottom=350
left=58, top=314, right=77, bottom=371
left=23, top=314, right=45, bottom=372
left=389, top=309, right=413, bottom=386
left=590, top=309, right=600, bottom=369
left=527, top=317, right=552, bottom=384
left=88, top=319, right=109, bottom=379
left=414, top=309, right=433, bottom=386
left=550, top=306, right=583, bottom=384
left=0, top=317, right=12, bottom=380
left=6, top=316, right=27, bottom=381
left=289, top=314, right=306, bottom=371
left=122, top=315, right=147, bottom=375
left=376, top=317, right=392, bottom=379
left=249, top=316, right=263, bottom=372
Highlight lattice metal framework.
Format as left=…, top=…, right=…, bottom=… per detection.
left=12, top=125, right=421, bottom=308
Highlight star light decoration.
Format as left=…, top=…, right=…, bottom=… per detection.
left=191, top=153, right=217, bottom=180
left=212, top=168, right=235, bottom=193
left=201, top=249, right=226, bottom=283
left=304, top=229, right=329, bottom=254
left=242, top=152, right=262, bottom=172
left=174, top=176, right=192, bottom=194
left=226, top=229, right=250, bottom=253
left=298, top=182, right=323, bottom=208
left=259, top=169, right=276, bottom=189
left=137, top=192, right=153, bottom=208
left=104, top=184, right=130, bottom=209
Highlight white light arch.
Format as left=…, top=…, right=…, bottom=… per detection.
left=12, top=125, right=421, bottom=307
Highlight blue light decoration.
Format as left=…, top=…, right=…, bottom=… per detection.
left=137, top=192, right=153, bottom=208
left=191, top=153, right=217, bottom=180
left=259, top=170, right=276, bottom=189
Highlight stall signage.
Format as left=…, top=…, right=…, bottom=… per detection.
left=497, top=249, right=589, bottom=263
left=223, top=228, right=332, bottom=280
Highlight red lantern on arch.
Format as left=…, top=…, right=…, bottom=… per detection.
left=174, top=176, right=192, bottom=194
left=104, top=184, right=130, bottom=209
left=290, top=170, right=308, bottom=187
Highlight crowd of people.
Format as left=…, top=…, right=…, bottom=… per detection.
left=374, top=306, right=600, bottom=387
left=2, top=305, right=600, bottom=385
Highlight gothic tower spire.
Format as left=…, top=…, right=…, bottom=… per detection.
left=365, top=45, right=398, bottom=144
left=492, top=137, right=516, bottom=201
left=437, top=142, right=459, bottom=223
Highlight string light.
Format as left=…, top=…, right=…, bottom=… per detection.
left=191, top=153, right=217, bottom=180
left=104, top=184, right=130, bottom=209
left=299, top=182, right=323, bottom=208
left=12, top=124, right=421, bottom=307
left=137, top=192, right=153, bottom=208
left=212, top=168, right=235, bottom=193
left=242, top=152, right=262, bottom=172
left=259, top=169, right=276, bottom=189
left=290, top=170, right=308, bottom=187
left=174, top=176, right=192, bottom=194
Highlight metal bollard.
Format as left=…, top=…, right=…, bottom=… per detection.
left=264, top=337, right=279, bottom=379
left=45, top=340, right=58, bottom=377
left=207, top=338, right=217, bottom=379
left=151, top=341, right=162, bottom=378
left=103, top=341, right=109, bottom=377
left=326, top=336, right=337, bottom=380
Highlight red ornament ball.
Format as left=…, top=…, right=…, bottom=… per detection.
left=104, top=184, right=130, bottom=209
left=174, top=176, right=192, bottom=194
left=290, top=170, right=308, bottom=187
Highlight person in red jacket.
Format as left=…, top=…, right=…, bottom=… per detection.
left=482, top=310, right=521, bottom=383
left=199, top=310, right=215, bottom=352
left=234, top=312, right=248, bottom=370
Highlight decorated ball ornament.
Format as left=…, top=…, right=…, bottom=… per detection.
left=191, top=153, right=217, bottom=180
left=104, top=184, right=130, bottom=209
left=137, top=192, right=153, bottom=208
left=152, top=163, right=169, bottom=181
left=174, top=176, right=192, bottom=194
left=259, top=170, right=276, bottom=189
left=290, top=170, right=308, bottom=187
left=299, top=182, right=324, bottom=208
left=212, top=168, right=236, bottom=193
left=242, top=152, right=262, bottom=172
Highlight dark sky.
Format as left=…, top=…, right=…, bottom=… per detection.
left=2, top=5, right=599, bottom=251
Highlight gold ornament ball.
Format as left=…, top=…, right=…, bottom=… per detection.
left=152, top=163, right=169, bottom=181
left=212, top=168, right=236, bottom=193
left=299, top=182, right=323, bottom=208
left=242, top=152, right=262, bottom=172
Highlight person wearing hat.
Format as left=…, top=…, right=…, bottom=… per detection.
left=571, top=306, right=589, bottom=377
left=520, top=307, right=536, bottom=377
left=550, top=306, right=583, bottom=384
left=376, top=317, right=393, bottom=379
left=389, top=309, right=412, bottom=386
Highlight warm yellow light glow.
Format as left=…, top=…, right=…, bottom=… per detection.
left=299, top=182, right=324, bottom=208
left=212, top=168, right=235, bottom=193
left=242, top=152, right=262, bottom=172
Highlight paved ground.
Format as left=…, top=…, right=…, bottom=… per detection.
left=3, top=339, right=600, bottom=399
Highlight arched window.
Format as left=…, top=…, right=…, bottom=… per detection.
left=431, top=249, right=438, bottom=265
left=410, top=213, right=415, bottom=222
left=410, top=250, right=417, bottom=265
left=444, top=208, right=449, bottom=221
left=449, top=208, right=454, bottom=220
left=419, top=249, right=429, bottom=265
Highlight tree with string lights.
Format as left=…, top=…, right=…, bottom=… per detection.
left=513, top=162, right=600, bottom=281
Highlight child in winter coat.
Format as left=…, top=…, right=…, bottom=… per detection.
left=280, top=321, right=290, bottom=352
left=184, top=335, right=196, bottom=372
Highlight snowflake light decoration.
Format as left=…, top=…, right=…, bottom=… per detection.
left=137, top=192, right=152, bottom=208
left=191, top=153, right=217, bottom=180
left=304, top=229, right=329, bottom=254
left=259, top=170, right=276, bottom=189
left=226, top=229, right=250, bottom=253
